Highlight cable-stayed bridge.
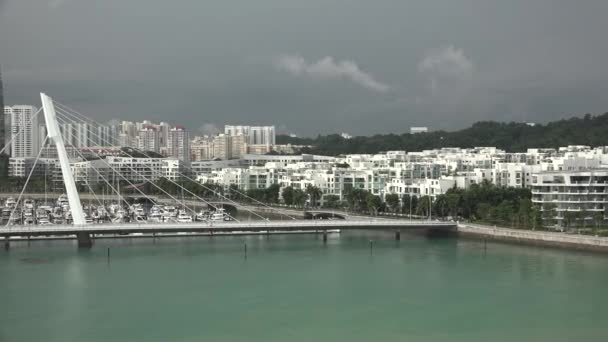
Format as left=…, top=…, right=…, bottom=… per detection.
left=0, top=93, right=455, bottom=248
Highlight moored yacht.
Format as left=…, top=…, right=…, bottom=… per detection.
left=210, top=208, right=231, bottom=221
left=176, top=209, right=193, bottom=223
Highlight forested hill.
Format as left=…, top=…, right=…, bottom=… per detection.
left=277, top=113, right=608, bottom=155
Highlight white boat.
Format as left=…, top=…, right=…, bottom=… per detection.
left=176, top=210, right=193, bottom=223
left=56, top=195, right=69, bottom=207
left=23, top=199, right=35, bottom=209
left=38, top=205, right=53, bottom=213
left=37, top=217, right=52, bottom=225
left=196, top=210, right=210, bottom=222
left=164, top=206, right=177, bottom=218
left=1, top=207, right=12, bottom=218
left=148, top=206, right=163, bottom=222
left=112, top=208, right=127, bottom=223
left=210, top=208, right=231, bottom=221
left=5, top=197, right=17, bottom=208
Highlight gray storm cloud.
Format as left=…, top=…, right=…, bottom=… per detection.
left=418, top=46, right=474, bottom=95
left=275, top=55, right=390, bottom=93
left=2, top=0, right=608, bottom=135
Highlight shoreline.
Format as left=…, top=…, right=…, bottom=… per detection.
left=457, top=223, right=608, bottom=253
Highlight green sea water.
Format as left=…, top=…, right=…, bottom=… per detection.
left=1, top=231, right=607, bottom=342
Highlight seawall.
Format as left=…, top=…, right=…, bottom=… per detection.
left=458, top=223, right=608, bottom=252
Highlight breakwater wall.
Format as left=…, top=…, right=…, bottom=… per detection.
left=458, top=223, right=608, bottom=252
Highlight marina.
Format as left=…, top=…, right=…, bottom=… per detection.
left=0, top=194, right=234, bottom=227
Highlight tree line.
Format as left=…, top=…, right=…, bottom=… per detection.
left=277, top=113, right=608, bottom=155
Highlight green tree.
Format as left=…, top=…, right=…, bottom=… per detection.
left=305, top=185, right=323, bottom=208
left=495, top=200, right=515, bottom=226
left=344, top=188, right=369, bottom=212
left=401, top=194, right=417, bottom=217
left=433, top=194, right=449, bottom=219
left=518, top=198, right=533, bottom=228
left=366, top=193, right=383, bottom=216
left=265, top=184, right=281, bottom=204
left=529, top=206, right=542, bottom=230
left=563, top=211, right=577, bottom=229
left=293, top=189, right=306, bottom=208
left=543, top=203, right=558, bottom=227
left=323, top=194, right=341, bottom=209
left=593, top=211, right=604, bottom=231
left=416, top=196, right=432, bottom=218
left=227, top=184, right=243, bottom=201
left=282, top=186, right=295, bottom=205
left=446, top=192, right=463, bottom=218
left=578, top=209, right=589, bottom=228
left=385, top=193, right=400, bottom=213
left=476, top=202, right=492, bottom=222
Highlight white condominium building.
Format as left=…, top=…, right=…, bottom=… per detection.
left=167, top=126, right=190, bottom=161
left=531, top=170, right=608, bottom=227
left=138, top=126, right=160, bottom=153
left=225, top=125, right=275, bottom=146
left=4, top=105, right=39, bottom=158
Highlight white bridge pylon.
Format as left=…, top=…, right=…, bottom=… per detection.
left=40, top=93, right=86, bottom=225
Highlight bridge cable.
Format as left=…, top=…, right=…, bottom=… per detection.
left=0, top=108, right=42, bottom=156
left=50, top=128, right=134, bottom=211
left=53, top=99, right=295, bottom=221
left=5, top=135, right=49, bottom=227
left=55, top=110, right=238, bottom=222
left=54, top=111, right=214, bottom=220
left=53, top=114, right=166, bottom=210
left=58, top=100, right=266, bottom=221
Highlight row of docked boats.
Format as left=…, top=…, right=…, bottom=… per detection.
left=1, top=195, right=233, bottom=226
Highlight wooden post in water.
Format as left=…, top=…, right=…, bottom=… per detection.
left=369, top=240, right=374, bottom=255
left=244, top=242, right=247, bottom=260
left=322, top=230, right=328, bottom=243
left=107, top=247, right=110, bottom=264
left=395, top=230, right=401, bottom=241
left=3, top=237, right=9, bottom=250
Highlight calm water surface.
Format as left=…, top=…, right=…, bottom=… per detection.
left=1, top=231, right=607, bottom=342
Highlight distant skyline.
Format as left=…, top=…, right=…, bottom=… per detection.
left=2, top=0, right=608, bottom=137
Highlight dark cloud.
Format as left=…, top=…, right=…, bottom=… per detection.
left=1, top=0, right=608, bottom=136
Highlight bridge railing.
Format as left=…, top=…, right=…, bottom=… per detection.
left=0, top=219, right=456, bottom=235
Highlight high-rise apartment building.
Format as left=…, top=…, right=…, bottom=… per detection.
left=225, top=125, right=275, bottom=146
left=191, top=136, right=215, bottom=161
left=138, top=126, right=160, bottom=153
left=249, top=126, right=275, bottom=145
left=4, top=105, right=39, bottom=158
left=167, top=126, right=190, bottom=161
left=212, top=134, right=232, bottom=160
left=0, top=67, right=7, bottom=177
left=158, top=122, right=170, bottom=148
left=231, top=134, right=247, bottom=159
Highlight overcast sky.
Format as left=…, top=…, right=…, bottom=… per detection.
left=1, top=0, right=608, bottom=136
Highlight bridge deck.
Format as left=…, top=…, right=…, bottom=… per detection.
left=0, top=220, right=455, bottom=237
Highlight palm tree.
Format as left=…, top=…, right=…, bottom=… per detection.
left=593, top=211, right=604, bottom=232
left=305, top=185, right=322, bottom=208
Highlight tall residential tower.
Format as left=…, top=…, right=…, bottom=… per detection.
left=0, top=66, right=6, bottom=177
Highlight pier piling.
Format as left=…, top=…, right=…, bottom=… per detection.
left=76, top=232, right=93, bottom=248
left=395, top=231, right=401, bottom=241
